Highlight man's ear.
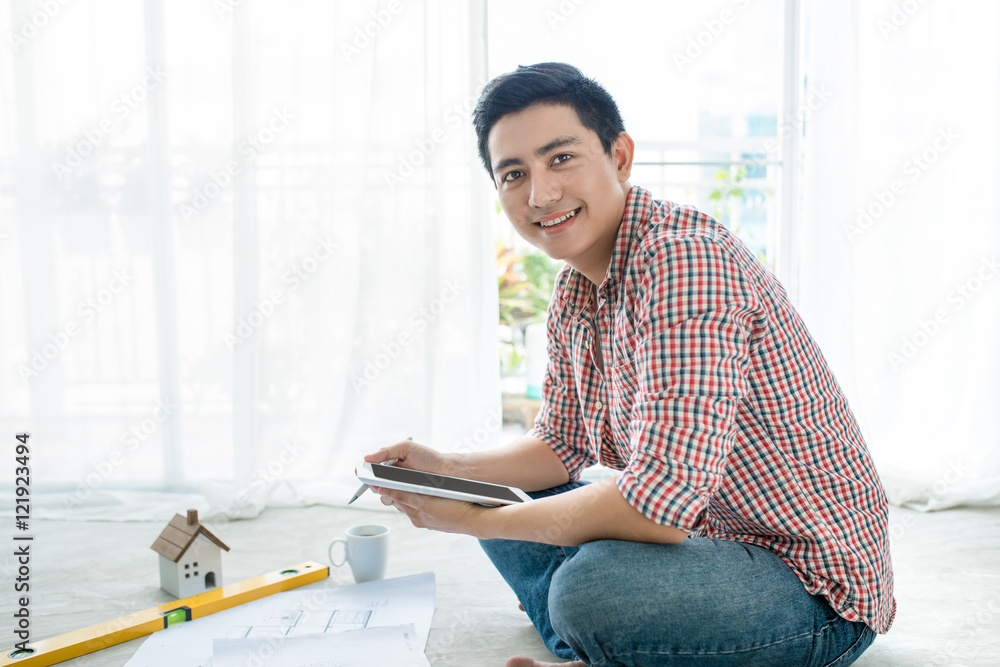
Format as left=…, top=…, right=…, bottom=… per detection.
left=613, top=131, right=635, bottom=183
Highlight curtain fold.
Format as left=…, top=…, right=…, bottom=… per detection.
left=799, top=0, right=1000, bottom=510
left=0, top=0, right=498, bottom=520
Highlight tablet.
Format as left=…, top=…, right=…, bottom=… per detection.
left=356, top=461, right=532, bottom=506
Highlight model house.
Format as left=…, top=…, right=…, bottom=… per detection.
left=150, top=509, right=229, bottom=598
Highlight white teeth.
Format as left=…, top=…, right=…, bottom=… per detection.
left=538, top=208, right=579, bottom=227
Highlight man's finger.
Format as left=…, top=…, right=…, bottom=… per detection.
left=363, top=446, right=400, bottom=464
left=363, top=439, right=415, bottom=465
left=379, top=487, right=424, bottom=508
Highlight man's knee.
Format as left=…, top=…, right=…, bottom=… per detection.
left=548, top=542, right=625, bottom=645
left=548, top=539, right=699, bottom=642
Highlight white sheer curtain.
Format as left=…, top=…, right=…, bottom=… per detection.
left=799, top=0, right=1000, bottom=510
left=0, top=0, right=499, bottom=520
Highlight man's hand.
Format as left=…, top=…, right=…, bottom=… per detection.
left=374, top=486, right=490, bottom=537
left=375, top=474, right=687, bottom=547
left=364, top=440, right=482, bottom=532
left=364, top=439, right=457, bottom=476
left=363, top=437, right=685, bottom=547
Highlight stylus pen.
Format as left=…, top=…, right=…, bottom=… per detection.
left=347, top=437, right=410, bottom=505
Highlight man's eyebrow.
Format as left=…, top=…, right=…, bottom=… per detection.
left=493, top=156, right=523, bottom=175
left=492, top=136, right=582, bottom=176
left=536, top=135, right=580, bottom=157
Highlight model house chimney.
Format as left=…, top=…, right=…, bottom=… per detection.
left=187, top=509, right=198, bottom=525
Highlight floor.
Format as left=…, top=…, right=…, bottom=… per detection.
left=2, top=502, right=999, bottom=666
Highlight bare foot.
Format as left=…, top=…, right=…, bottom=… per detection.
left=505, top=658, right=585, bottom=667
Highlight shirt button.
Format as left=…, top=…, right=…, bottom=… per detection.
left=595, top=401, right=604, bottom=410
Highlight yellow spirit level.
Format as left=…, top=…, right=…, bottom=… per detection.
left=2, top=561, right=328, bottom=667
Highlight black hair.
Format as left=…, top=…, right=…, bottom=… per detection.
left=472, top=62, right=626, bottom=182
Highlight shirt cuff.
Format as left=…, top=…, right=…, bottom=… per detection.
left=526, top=425, right=594, bottom=482
left=615, top=455, right=713, bottom=531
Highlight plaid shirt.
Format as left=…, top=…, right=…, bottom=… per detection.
left=528, top=186, right=896, bottom=633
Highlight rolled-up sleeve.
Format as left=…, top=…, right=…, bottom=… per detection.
left=616, top=234, right=759, bottom=531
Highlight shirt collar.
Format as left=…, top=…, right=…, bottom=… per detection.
left=560, top=185, right=655, bottom=317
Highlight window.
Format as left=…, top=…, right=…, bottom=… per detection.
left=486, top=0, right=798, bottom=276
left=486, top=0, right=804, bottom=403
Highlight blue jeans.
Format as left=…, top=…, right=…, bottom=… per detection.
left=479, top=482, right=876, bottom=666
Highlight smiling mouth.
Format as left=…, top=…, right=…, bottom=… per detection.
left=536, top=208, right=580, bottom=228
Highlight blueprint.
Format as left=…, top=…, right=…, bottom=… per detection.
left=123, top=572, right=435, bottom=666
left=213, top=624, right=430, bottom=667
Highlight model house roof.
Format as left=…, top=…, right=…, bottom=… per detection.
left=150, top=509, right=230, bottom=562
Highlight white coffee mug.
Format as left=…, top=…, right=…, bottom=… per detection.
left=328, top=524, right=390, bottom=583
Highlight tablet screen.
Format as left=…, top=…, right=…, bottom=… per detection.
left=369, top=464, right=525, bottom=503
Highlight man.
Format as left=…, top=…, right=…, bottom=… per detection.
left=367, top=62, right=895, bottom=666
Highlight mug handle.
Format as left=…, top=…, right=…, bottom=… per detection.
left=328, top=538, right=348, bottom=567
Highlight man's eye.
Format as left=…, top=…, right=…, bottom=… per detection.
left=502, top=170, right=523, bottom=183
left=553, top=154, right=572, bottom=165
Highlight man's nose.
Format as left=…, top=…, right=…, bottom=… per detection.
left=528, top=171, right=561, bottom=208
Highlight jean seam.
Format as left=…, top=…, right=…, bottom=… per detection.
left=590, top=616, right=858, bottom=661
left=594, top=629, right=819, bottom=659
left=822, top=625, right=874, bottom=667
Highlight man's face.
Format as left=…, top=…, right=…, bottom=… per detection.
left=487, top=103, right=632, bottom=279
